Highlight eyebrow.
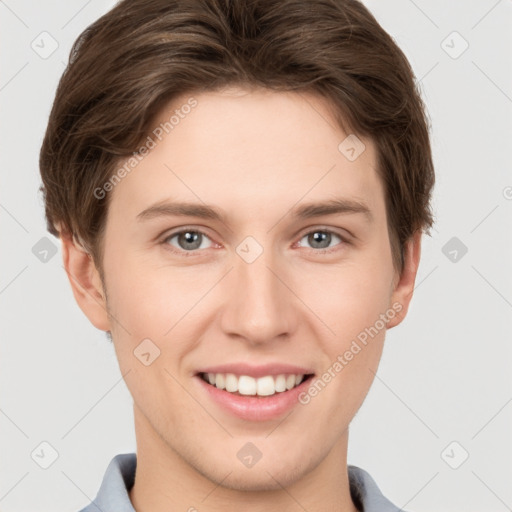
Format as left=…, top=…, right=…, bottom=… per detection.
left=136, top=198, right=373, bottom=223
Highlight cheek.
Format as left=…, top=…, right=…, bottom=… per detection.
left=103, top=248, right=174, bottom=332
left=304, top=267, right=392, bottom=409
left=104, top=227, right=394, bottom=351
left=302, top=266, right=391, bottom=417
left=307, top=259, right=393, bottom=339
left=104, top=254, right=209, bottom=372
left=104, top=264, right=192, bottom=409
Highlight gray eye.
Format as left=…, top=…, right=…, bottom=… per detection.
left=299, top=230, right=342, bottom=250
left=166, top=230, right=212, bottom=251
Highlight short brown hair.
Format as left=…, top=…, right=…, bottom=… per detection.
left=39, top=0, right=435, bottom=277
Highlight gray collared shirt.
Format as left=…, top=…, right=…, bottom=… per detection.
left=78, top=453, right=407, bottom=512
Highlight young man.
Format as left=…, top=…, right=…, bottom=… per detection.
left=39, top=0, right=435, bottom=511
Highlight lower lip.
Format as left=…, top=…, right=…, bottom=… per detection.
left=195, top=374, right=314, bottom=422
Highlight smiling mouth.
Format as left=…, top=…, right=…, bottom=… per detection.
left=198, top=372, right=315, bottom=397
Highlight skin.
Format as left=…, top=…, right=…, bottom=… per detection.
left=61, top=86, right=421, bottom=512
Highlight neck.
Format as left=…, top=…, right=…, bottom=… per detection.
left=129, top=407, right=359, bottom=512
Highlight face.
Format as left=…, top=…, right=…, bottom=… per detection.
left=68, top=86, right=418, bottom=492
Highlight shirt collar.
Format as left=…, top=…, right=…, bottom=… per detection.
left=80, top=453, right=406, bottom=512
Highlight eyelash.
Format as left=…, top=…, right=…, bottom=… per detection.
left=160, top=226, right=350, bottom=258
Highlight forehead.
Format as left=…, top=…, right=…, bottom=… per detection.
left=107, top=86, right=385, bottom=227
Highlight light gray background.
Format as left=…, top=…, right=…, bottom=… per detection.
left=1, top=1, right=511, bottom=511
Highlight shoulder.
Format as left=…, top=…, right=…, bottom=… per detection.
left=348, top=464, right=410, bottom=512
left=76, top=453, right=137, bottom=512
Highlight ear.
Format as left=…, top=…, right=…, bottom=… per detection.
left=60, top=230, right=111, bottom=331
left=387, top=230, right=422, bottom=329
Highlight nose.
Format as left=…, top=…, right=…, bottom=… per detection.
left=219, top=244, right=298, bottom=346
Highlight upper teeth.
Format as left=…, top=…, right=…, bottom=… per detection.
left=203, top=373, right=305, bottom=396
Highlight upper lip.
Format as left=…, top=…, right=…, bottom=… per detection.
left=195, top=363, right=315, bottom=379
